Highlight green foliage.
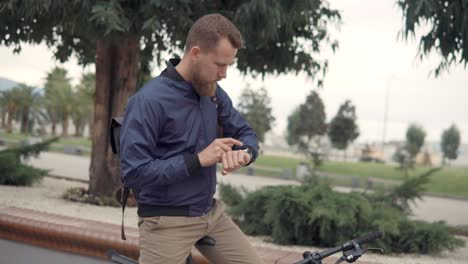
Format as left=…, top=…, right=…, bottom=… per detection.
left=0, top=84, right=47, bottom=135
left=0, top=87, right=22, bottom=133
left=0, top=153, right=46, bottom=185
left=397, top=0, right=468, bottom=76
left=44, top=67, right=74, bottom=136
left=381, top=220, right=464, bottom=254
left=405, top=124, right=426, bottom=158
left=237, top=86, right=275, bottom=143
left=71, top=73, right=95, bottom=137
left=392, top=146, right=412, bottom=171
left=15, top=84, right=46, bottom=134
left=286, top=90, right=327, bottom=156
left=393, top=124, right=426, bottom=173
left=0, top=0, right=341, bottom=82
left=367, top=168, right=440, bottom=213
left=234, top=186, right=275, bottom=236
left=220, top=172, right=464, bottom=254
left=218, top=183, right=244, bottom=209
left=0, top=137, right=58, bottom=186
left=328, top=100, right=359, bottom=152
left=441, top=124, right=461, bottom=164
left=1, top=0, right=342, bottom=196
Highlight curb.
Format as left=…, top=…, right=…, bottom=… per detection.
left=0, top=206, right=376, bottom=264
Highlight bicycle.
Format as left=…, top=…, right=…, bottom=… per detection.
left=107, top=230, right=384, bottom=264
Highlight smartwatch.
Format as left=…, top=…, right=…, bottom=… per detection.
left=242, top=147, right=252, bottom=164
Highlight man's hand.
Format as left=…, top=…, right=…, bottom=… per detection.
left=198, top=138, right=243, bottom=167
left=221, top=150, right=251, bottom=175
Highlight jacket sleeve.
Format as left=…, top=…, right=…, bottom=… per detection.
left=217, top=86, right=260, bottom=164
left=119, top=94, right=191, bottom=189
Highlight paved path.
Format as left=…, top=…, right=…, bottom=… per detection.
left=27, top=152, right=468, bottom=226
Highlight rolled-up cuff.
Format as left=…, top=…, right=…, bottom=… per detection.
left=184, top=154, right=202, bottom=175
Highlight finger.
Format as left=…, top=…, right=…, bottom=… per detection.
left=244, top=152, right=251, bottom=164
left=222, top=169, right=229, bottom=175
left=227, top=151, right=234, bottom=169
left=217, top=143, right=232, bottom=152
left=232, top=150, right=240, bottom=167
left=238, top=151, right=245, bottom=166
left=214, top=146, right=225, bottom=160
left=219, top=138, right=243, bottom=147
left=222, top=153, right=228, bottom=170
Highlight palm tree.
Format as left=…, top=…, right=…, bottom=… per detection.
left=1, top=89, right=21, bottom=133
left=0, top=91, right=8, bottom=129
left=71, top=73, right=95, bottom=137
left=57, top=85, right=74, bottom=137
left=14, top=84, right=44, bottom=134
left=44, top=67, right=73, bottom=136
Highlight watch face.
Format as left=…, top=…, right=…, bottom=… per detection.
left=243, top=148, right=252, bottom=156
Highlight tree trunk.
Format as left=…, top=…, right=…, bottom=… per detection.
left=62, top=116, right=69, bottom=137
left=20, top=108, right=29, bottom=134
left=88, top=113, right=94, bottom=140
left=6, top=111, right=14, bottom=133
left=1, top=110, right=6, bottom=128
left=74, top=120, right=82, bottom=137
left=51, top=121, right=57, bottom=136
left=89, top=35, right=140, bottom=197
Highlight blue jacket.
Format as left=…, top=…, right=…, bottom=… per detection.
left=119, top=59, right=259, bottom=216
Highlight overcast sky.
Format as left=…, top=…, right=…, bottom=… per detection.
left=1, top=0, right=467, bottom=143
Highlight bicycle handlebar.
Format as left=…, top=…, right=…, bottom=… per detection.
left=294, top=231, right=384, bottom=264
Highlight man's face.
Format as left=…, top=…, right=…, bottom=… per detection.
left=191, top=38, right=237, bottom=96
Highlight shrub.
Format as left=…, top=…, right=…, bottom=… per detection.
left=0, top=137, right=57, bottom=186
left=62, top=187, right=120, bottom=207
left=220, top=175, right=464, bottom=254
left=0, top=152, right=48, bottom=185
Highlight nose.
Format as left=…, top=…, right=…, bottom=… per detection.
left=218, top=66, right=227, bottom=79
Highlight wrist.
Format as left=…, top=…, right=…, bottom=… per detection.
left=242, top=148, right=252, bottom=166
left=197, top=152, right=207, bottom=167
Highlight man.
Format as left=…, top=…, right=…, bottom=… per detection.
left=119, top=14, right=263, bottom=264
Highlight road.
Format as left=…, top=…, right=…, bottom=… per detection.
left=26, top=152, right=468, bottom=226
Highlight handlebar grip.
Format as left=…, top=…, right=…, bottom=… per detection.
left=318, top=231, right=384, bottom=259
left=294, top=231, right=385, bottom=263
left=354, top=231, right=384, bottom=246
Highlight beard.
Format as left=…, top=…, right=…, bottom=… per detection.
left=191, top=64, right=217, bottom=96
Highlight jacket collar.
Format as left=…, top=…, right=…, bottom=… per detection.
left=161, top=58, right=185, bottom=82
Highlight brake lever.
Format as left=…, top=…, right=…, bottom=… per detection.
left=363, top=247, right=384, bottom=254
left=342, top=240, right=363, bottom=263
left=335, top=246, right=384, bottom=264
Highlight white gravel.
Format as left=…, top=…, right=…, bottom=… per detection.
left=1, top=177, right=467, bottom=264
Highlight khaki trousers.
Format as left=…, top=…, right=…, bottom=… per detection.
left=138, top=200, right=263, bottom=264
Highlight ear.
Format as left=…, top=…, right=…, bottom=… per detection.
left=189, top=46, right=201, bottom=61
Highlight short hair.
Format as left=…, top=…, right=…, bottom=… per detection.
left=185, top=13, right=243, bottom=53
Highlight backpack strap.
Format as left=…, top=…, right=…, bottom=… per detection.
left=110, top=116, right=124, bottom=154
left=211, top=96, right=224, bottom=138
left=119, top=187, right=130, bottom=240
left=110, top=116, right=130, bottom=240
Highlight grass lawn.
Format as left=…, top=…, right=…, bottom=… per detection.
left=0, top=131, right=30, bottom=141
left=0, top=131, right=92, bottom=154
left=254, top=154, right=468, bottom=198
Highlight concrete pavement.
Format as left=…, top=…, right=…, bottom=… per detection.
left=26, top=152, right=468, bottom=226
